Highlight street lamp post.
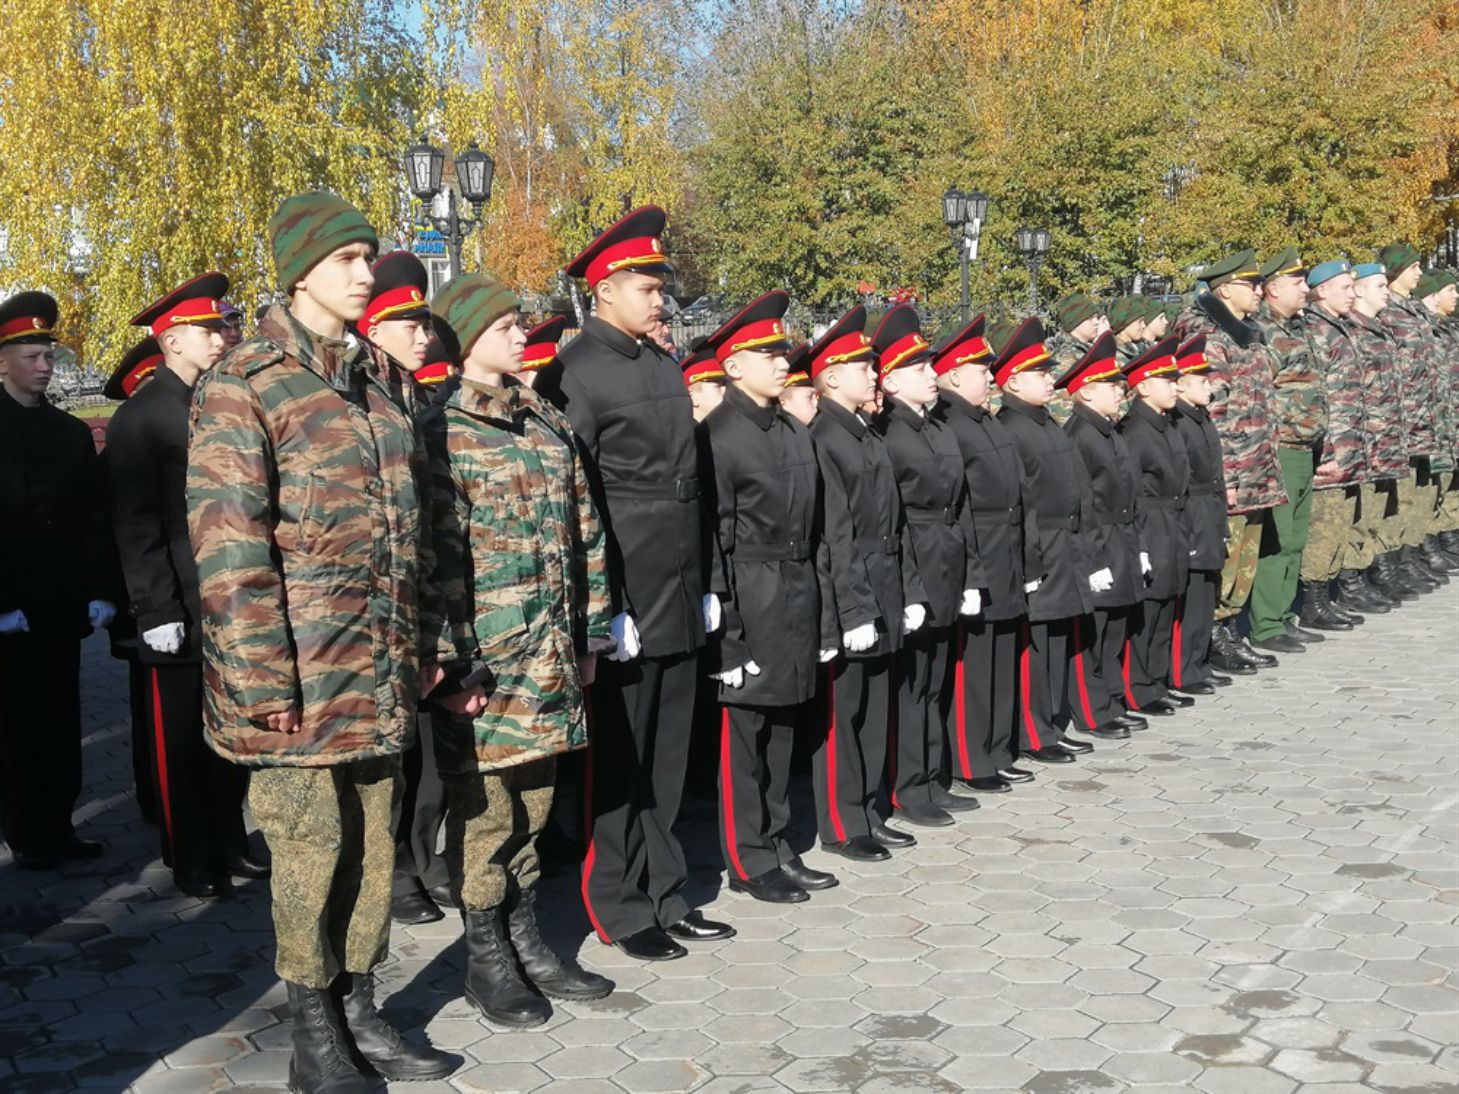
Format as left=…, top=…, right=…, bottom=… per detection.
left=404, top=138, right=496, bottom=280
left=1014, top=226, right=1051, bottom=315
left=942, top=187, right=990, bottom=321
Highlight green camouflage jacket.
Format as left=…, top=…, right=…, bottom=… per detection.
left=187, top=305, right=443, bottom=767
left=1175, top=295, right=1288, bottom=513
left=1253, top=306, right=1325, bottom=449
left=1420, top=306, right=1458, bottom=471
left=1345, top=309, right=1410, bottom=479
left=1441, top=315, right=1459, bottom=465
left=421, top=378, right=610, bottom=775
left=1047, top=332, right=1091, bottom=426
left=1378, top=296, right=1443, bottom=467
left=1303, top=306, right=1371, bottom=489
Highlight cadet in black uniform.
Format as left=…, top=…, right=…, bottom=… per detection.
left=933, top=315, right=1043, bottom=791
left=517, top=315, right=568, bottom=390
left=0, top=291, right=117, bottom=869
left=808, top=307, right=923, bottom=860
left=1170, top=336, right=1236, bottom=687
left=535, top=207, right=732, bottom=961
left=1059, top=333, right=1150, bottom=739
left=871, top=306, right=985, bottom=826
left=702, top=292, right=836, bottom=904
left=992, top=319, right=1095, bottom=765
left=108, top=273, right=261, bottom=898
left=1119, top=337, right=1199, bottom=701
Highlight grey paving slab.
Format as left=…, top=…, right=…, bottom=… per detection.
left=0, top=592, right=1456, bottom=1093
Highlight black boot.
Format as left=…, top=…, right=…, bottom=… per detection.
left=509, top=891, right=614, bottom=1001
left=339, top=972, right=460, bottom=1080
left=285, top=982, right=368, bottom=1094
left=1298, top=582, right=1352, bottom=632
left=1335, top=570, right=1385, bottom=616
left=1422, top=535, right=1458, bottom=575
left=1440, top=530, right=1459, bottom=562
left=1366, top=556, right=1410, bottom=605
left=1399, top=547, right=1440, bottom=591
left=1208, top=623, right=1257, bottom=675
left=463, top=908, right=552, bottom=1027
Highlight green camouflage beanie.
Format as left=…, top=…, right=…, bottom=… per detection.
left=1413, top=270, right=1442, bottom=300
left=1377, top=241, right=1421, bottom=282
left=432, top=272, right=522, bottom=358
left=1108, top=296, right=1144, bottom=334
left=269, top=192, right=379, bottom=291
left=1054, top=293, right=1100, bottom=334
left=985, top=319, right=1019, bottom=358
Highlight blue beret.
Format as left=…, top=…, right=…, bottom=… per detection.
left=1352, top=263, right=1385, bottom=280
left=1307, top=260, right=1353, bottom=288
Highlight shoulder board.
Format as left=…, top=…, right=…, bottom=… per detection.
left=219, top=337, right=285, bottom=378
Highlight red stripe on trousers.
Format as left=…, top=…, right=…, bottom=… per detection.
left=1019, top=624, right=1042, bottom=750
left=150, top=669, right=176, bottom=860
left=1121, top=637, right=1139, bottom=709
left=825, top=668, right=846, bottom=842
left=719, top=708, right=750, bottom=881
left=577, top=689, right=612, bottom=943
left=887, top=657, right=901, bottom=809
left=953, top=625, right=973, bottom=780
left=1170, top=597, right=1184, bottom=688
left=1071, top=616, right=1097, bottom=730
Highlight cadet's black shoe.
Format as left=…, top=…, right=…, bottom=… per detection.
left=965, top=776, right=1012, bottom=793
left=1283, top=620, right=1325, bottom=643
left=998, top=766, right=1036, bottom=782
left=1205, top=671, right=1234, bottom=687
left=824, top=835, right=892, bottom=861
left=931, top=784, right=981, bottom=814
left=870, top=823, right=917, bottom=849
left=614, top=926, right=687, bottom=962
left=53, top=835, right=104, bottom=860
left=665, top=911, right=736, bottom=941
left=223, top=851, right=272, bottom=880
left=729, top=868, right=809, bottom=904
left=894, top=801, right=956, bottom=827
left=1236, top=638, right=1278, bottom=668
left=340, top=971, right=461, bottom=1080
left=1170, top=681, right=1215, bottom=696
left=1251, top=632, right=1304, bottom=654
left=13, top=850, right=59, bottom=871
left=176, top=873, right=227, bottom=900
left=1164, top=691, right=1196, bottom=708
left=1111, top=712, right=1149, bottom=730
left=781, top=860, right=838, bottom=891
left=1086, top=722, right=1131, bottom=740
left=426, top=883, right=457, bottom=908
left=391, top=888, right=444, bottom=926
left=1133, top=699, right=1178, bottom=717
left=1056, top=737, right=1094, bottom=754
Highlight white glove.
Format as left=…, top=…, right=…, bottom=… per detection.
left=1089, top=568, right=1115, bottom=593
left=959, top=588, right=982, bottom=617
left=903, top=603, right=927, bottom=634
left=87, top=600, right=117, bottom=630
left=1139, top=551, right=1152, bottom=576
left=608, top=612, right=642, bottom=662
left=843, top=621, right=878, bottom=653
left=142, top=622, right=185, bottom=655
left=702, top=593, right=722, bottom=633
left=0, top=610, right=30, bottom=635
left=818, top=648, right=838, bottom=663
left=1023, top=579, right=1042, bottom=594
left=712, top=660, right=761, bottom=688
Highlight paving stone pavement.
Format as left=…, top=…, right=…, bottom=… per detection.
left=2, top=590, right=1457, bottom=1094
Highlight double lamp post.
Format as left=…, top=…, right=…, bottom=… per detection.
left=404, top=138, right=496, bottom=280
left=942, top=188, right=1052, bottom=318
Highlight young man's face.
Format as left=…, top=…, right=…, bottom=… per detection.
left=1392, top=263, right=1422, bottom=296
left=647, top=318, right=676, bottom=356
left=598, top=271, right=665, bottom=337
left=163, top=324, right=226, bottom=374
left=369, top=316, right=431, bottom=371
left=1079, top=379, right=1125, bottom=419
left=0, top=343, right=56, bottom=398
left=1145, top=313, right=1169, bottom=340
left=1137, top=375, right=1178, bottom=412
left=1263, top=273, right=1308, bottom=317
left=1354, top=275, right=1390, bottom=314
left=221, top=313, right=244, bottom=349
left=466, top=310, right=526, bottom=374
left=297, top=241, right=376, bottom=323
left=1314, top=273, right=1357, bottom=317
left=689, top=380, right=726, bottom=420
left=727, top=348, right=787, bottom=403
left=780, top=385, right=819, bottom=426
left=1434, top=284, right=1458, bottom=317
left=885, top=359, right=938, bottom=409
left=939, top=362, right=991, bottom=407
left=1071, top=315, right=1103, bottom=343
left=824, top=359, right=877, bottom=407
left=1117, top=320, right=1147, bottom=343
left=1004, top=368, right=1055, bottom=407
left=1177, top=373, right=1212, bottom=406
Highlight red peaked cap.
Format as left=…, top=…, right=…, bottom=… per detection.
left=932, top=313, right=992, bottom=376
left=871, top=304, right=934, bottom=378
left=1124, top=334, right=1182, bottom=386
left=990, top=317, right=1053, bottom=387
left=104, top=337, right=164, bottom=400
left=782, top=341, right=811, bottom=386
left=364, top=251, right=431, bottom=331
left=805, top=305, right=874, bottom=379
left=564, top=205, right=674, bottom=288
left=0, top=291, right=59, bottom=346
left=1175, top=334, right=1215, bottom=375
left=129, top=272, right=230, bottom=337
left=415, top=334, right=457, bottom=386
left=521, top=314, right=569, bottom=372
left=681, top=346, right=726, bottom=387
left=1055, top=331, right=1122, bottom=393
left=705, top=291, right=795, bottom=364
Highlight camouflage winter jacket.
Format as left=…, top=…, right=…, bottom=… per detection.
left=1421, top=306, right=1458, bottom=472
left=420, top=378, right=611, bottom=775
left=1047, top=333, right=1092, bottom=426
left=1253, top=307, right=1325, bottom=449
left=1378, top=296, right=1443, bottom=468
left=1345, top=310, right=1409, bottom=480
left=1303, top=306, right=1371, bottom=490
left=187, top=305, right=445, bottom=767
left=1175, top=294, right=1288, bottom=513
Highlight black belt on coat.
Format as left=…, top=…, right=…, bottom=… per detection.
left=1188, top=483, right=1218, bottom=496
left=972, top=507, right=1020, bottom=527
left=906, top=506, right=958, bottom=526
left=856, top=534, right=897, bottom=555
left=1143, top=496, right=1187, bottom=511
left=1038, top=513, right=1080, bottom=531
left=603, top=476, right=699, bottom=502
left=735, top=540, right=813, bottom=562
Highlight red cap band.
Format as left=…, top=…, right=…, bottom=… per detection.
left=933, top=336, right=990, bottom=377
left=1127, top=356, right=1180, bottom=386
left=364, top=285, right=428, bottom=329
left=585, top=235, right=667, bottom=288
left=810, top=331, right=873, bottom=378
left=415, top=361, right=454, bottom=385
left=1064, top=355, right=1122, bottom=395
left=715, top=317, right=789, bottom=362
left=683, top=359, right=727, bottom=386
left=994, top=342, right=1051, bottom=387
left=0, top=315, right=53, bottom=343
left=879, top=332, right=932, bottom=376
left=520, top=342, right=558, bottom=372
left=1176, top=350, right=1210, bottom=374
left=148, top=297, right=224, bottom=337
left=121, top=356, right=164, bottom=397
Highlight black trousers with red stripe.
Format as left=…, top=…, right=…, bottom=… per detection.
left=1129, top=597, right=1178, bottom=705
left=126, top=657, right=157, bottom=824
left=580, top=652, right=695, bottom=942
left=812, top=657, right=890, bottom=844
left=1173, top=570, right=1218, bottom=689
left=891, top=625, right=954, bottom=810
left=1068, top=609, right=1129, bottom=731
left=147, top=663, right=248, bottom=879
left=1018, top=619, right=1072, bottom=752
left=952, top=619, right=1020, bottom=781
left=718, top=702, right=797, bottom=880
left=0, top=635, right=82, bottom=856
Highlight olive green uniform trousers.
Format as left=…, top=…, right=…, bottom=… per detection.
left=1248, top=447, right=1314, bottom=641
left=1300, top=486, right=1360, bottom=583
left=443, top=756, right=557, bottom=912
left=1217, top=512, right=1265, bottom=623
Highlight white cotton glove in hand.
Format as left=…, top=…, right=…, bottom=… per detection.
left=903, top=603, right=927, bottom=634
left=1089, top=568, right=1115, bottom=593
left=608, top=612, right=642, bottom=662
left=0, top=610, right=30, bottom=635
left=959, top=588, right=982, bottom=617
left=1139, top=551, right=1152, bottom=576
left=712, top=661, right=761, bottom=689
left=702, top=593, right=722, bottom=633
left=818, top=647, right=838, bottom=663
left=87, top=600, right=117, bottom=630
left=843, top=621, right=878, bottom=653
left=142, top=622, right=185, bottom=655
left=1023, top=579, right=1042, bottom=594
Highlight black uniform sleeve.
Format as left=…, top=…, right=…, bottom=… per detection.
left=106, top=408, right=182, bottom=629
left=956, top=476, right=988, bottom=593
left=1014, top=446, right=1045, bottom=584
left=710, top=426, right=749, bottom=671
left=815, top=441, right=879, bottom=635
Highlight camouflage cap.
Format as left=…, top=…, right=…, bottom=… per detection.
left=1200, top=249, right=1261, bottom=289
left=1108, top=296, right=1145, bottom=334
left=1141, top=296, right=1168, bottom=322
left=1054, top=292, right=1101, bottom=334
left=984, top=319, right=1019, bottom=358
left=1413, top=270, right=1443, bottom=300
left=1378, top=241, right=1421, bottom=281
left=432, top=272, right=522, bottom=359
left=268, top=192, right=379, bottom=291
left=1259, top=246, right=1306, bottom=281
left=1439, top=269, right=1459, bottom=288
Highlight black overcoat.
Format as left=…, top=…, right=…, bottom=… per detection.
left=1119, top=399, right=1193, bottom=600
left=1065, top=403, right=1144, bottom=609
left=1171, top=399, right=1229, bottom=571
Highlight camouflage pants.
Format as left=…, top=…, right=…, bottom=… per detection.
left=1217, top=512, right=1264, bottom=622
left=1343, top=482, right=1387, bottom=573
left=248, top=755, right=401, bottom=988
left=1300, top=486, right=1359, bottom=583
left=1399, top=464, right=1443, bottom=546
left=444, top=756, right=556, bottom=911
left=1370, top=479, right=1406, bottom=556
left=1438, top=471, right=1459, bottom=533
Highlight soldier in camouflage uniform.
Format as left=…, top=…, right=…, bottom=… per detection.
left=1173, top=251, right=1286, bottom=673
left=1415, top=271, right=1459, bottom=567
left=1047, top=293, right=1107, bottom=427
left=1248, top=248, right=1334, bottom=641
left=1109, top=297, right=1147, bottom=366
left=423, top=272, right=616, bottom=1027
left=187, top=192, right=461, bottom=1093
